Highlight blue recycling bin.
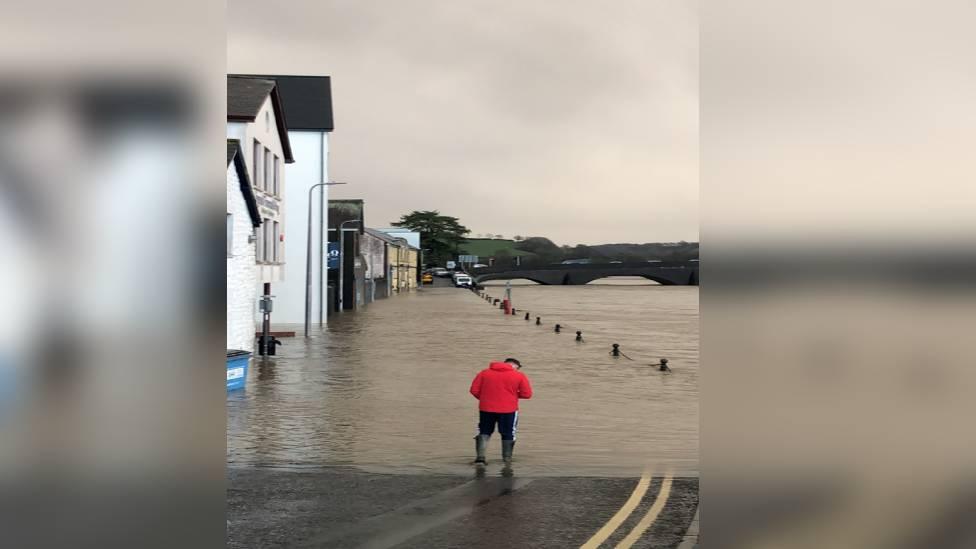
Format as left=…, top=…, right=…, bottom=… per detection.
left=226, top=349, right=250, bottom=391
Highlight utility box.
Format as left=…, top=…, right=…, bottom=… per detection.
left=226, top=350, right=250, bottom=391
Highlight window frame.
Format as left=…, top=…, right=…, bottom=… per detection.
left=272, top=220, right=280, bottom=263
left=252, top=139, right=263, bottom=191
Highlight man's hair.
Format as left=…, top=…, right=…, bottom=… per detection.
left=504, top=358, right=521, bottom=367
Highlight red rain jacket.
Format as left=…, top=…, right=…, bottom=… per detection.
left=469, top=362, right=534, bottom=413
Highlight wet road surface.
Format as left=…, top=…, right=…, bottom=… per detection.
left=227, top=466, right=697, bottom=549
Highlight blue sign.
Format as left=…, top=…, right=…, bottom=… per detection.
left=327, top=242, right=340, bottom=268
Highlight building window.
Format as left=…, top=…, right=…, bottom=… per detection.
left=226, top=213, right=233, bottom=257
left=273, top=155, right=280, bottom=196
left=256, top=219, right=265, bottom=262
left=263, top=219, right=273, bottom=263
left=265, top=110, right=270, bottom=132
left=264, top=147, right=271, bottom=195
left=252, top=140, right=262, bottom=190
left=273, top=221, right=280, bottom=263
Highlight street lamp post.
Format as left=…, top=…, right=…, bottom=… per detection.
left=305, top=181, right=347, bottom=338
left=338, top=219, right=361, bottom=313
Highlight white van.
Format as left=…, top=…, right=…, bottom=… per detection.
left=454, top=274, right=473, bottom=287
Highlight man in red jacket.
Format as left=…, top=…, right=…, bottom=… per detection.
left=469, top=358, right=533, bottom=464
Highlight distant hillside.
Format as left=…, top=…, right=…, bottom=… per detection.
left=456, top=236, right=698, bottom=265
left=458, top=238, right=538, bottom=259
left=513, top=237, right=698, bottom=264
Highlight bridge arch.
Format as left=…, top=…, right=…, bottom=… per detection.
left=583, top=275, right=663, bottom=285
left=474, top=274, right=552, bottom=286
left=575, top=273, right=675, bottom=286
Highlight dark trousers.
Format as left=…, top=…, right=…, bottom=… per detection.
left=478, top=411, right=519, bottom=441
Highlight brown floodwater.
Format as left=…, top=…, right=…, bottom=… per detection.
left=227, top=278, right=698, bottom=477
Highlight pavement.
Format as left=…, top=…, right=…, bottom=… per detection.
left=227, top=466, right=698, bottom=548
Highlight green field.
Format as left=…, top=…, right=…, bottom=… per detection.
left=458, top=238, right=537, bottom=259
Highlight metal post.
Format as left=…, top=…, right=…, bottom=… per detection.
left=304, top=181, right=347, bottom=337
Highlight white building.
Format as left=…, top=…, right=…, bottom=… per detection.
left=241, top=75, right=335, bottom=326
left=226, top=76, right=295, bottom=331
left=226, top=141, right=262, bottom=352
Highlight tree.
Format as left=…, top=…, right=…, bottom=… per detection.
left=391, top=210, right=469, bottom=267
left=515, top=237, right=564, bottom=264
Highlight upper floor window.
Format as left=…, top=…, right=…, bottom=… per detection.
left=252, top=140, right=263, bottom=190
left=273, top=155, right=280, bottom=196
left=264, top=147, right=271, bottom=195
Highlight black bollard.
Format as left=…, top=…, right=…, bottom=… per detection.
left=610, top=343, right=620, bottom=357
left=554, top=324, right=561, bottom=333
left=524, top=312, right=530, bottom=321
left=536, top=317, right=541, bottom=325
left=576, top=330, right=583, bottom=342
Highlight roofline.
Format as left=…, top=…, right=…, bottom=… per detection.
left=227, top=75, right=295, bottom=163
left=267, top=85, right=295, bottom=163
left=227, top=139, right=262, bottom=228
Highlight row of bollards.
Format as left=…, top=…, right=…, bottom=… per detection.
left=477, top=290, right=672, bottom=371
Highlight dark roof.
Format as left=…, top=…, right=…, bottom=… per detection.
left=227, top=140, right=261, bottom=228
left=364, top=227, right=406, bottom=246
left=226, top=76, right=295, bottom=163
left=243, top=75, right=334, bottom=132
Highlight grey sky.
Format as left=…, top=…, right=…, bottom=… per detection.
left=228, top=0, right=698, bottom=245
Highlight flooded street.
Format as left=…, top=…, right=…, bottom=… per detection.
left=228, top=279, right=698, bottom=477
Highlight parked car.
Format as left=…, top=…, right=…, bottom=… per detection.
left=454, top=274, right=473, bottom=287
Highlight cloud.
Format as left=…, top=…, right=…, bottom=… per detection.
left=228, top=0, right=698, bottom=244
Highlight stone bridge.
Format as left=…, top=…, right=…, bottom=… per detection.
left=470, top=261, right=699, bottom=286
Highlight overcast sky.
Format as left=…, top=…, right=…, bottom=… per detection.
left=228, top=0, right=697, bottom=245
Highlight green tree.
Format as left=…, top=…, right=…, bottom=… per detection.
left=391, top=210, right=470, bottom=267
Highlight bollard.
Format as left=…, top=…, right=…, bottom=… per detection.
left=525, top=312, right=530, bottom=320
left=536, top=316, right=541, bottom=325
left=610, top=343, right=620, bottom=357
left=554, top=324, right=561, bottom=333
left=576, top=330, right=583, bottom=342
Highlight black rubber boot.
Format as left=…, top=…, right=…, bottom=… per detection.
left=474, top=435, right=489, bottom=464
left=502, top=439, right=515, bottom=463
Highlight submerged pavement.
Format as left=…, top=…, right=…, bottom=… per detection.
left=227, top=466, right=698, bottom=548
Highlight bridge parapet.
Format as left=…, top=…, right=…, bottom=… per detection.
left=470, top=261, right=699, bottom=286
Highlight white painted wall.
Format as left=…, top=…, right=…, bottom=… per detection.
left=273, top=130, right=330, bottom=324
left=226, top=93, right=286, bottom=286
left=226, top=164, right=257, bottom=352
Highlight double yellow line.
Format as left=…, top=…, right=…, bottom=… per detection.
left=580, top=471, right=674, bottom=549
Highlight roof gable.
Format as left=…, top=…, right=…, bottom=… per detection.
left=226, top=76, right=295, bottom=163
left=240, top=75, right=334, bottom=132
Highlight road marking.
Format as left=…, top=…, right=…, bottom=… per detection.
left=615, top=474, right=673, bottom=549
left=579, top=470, right=652, bottom=549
